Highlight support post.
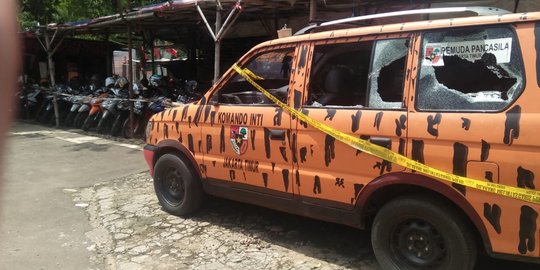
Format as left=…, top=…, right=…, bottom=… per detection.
left=128, top=23, right=134, bottom=138
left=106, top=34, right=112, bottom=76
left=310, top=0, right=317, bottom=22
left=150, top=34, right=156, bottom=75
left=44, top=33, right=60, bottom=127
left=214, top=6, right=222, bottom=84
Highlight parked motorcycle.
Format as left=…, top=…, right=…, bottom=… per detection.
left=96, top=77, right=130, bottom=134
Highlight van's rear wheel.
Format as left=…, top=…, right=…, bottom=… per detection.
left=153, top=154, right=205, bottom=216
left=371, top=195, right=476, bottom=270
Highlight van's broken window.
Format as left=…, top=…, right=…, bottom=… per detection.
left=417, top=27, right=524, bottom=111
left=368, top=39, right=409, bottom=109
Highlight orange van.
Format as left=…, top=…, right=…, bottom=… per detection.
left=144, top=7, right=540, bottom=269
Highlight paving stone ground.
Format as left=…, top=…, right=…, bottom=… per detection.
left=69, top=172, right=379, bottom=270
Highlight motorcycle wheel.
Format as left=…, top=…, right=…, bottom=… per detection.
left=82, top=112, right=100, bottom=132
left=111, top=113, right=128, bottom=137
left=34, top=102, right=48, bottom=122
left=96, top=114, right=113, bottom=134
left=73, top=112, right=87, bottom=129
left=64, top=111, right=76, bottom=127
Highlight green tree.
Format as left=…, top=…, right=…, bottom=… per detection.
left=19, top=0, right=162, bottom=31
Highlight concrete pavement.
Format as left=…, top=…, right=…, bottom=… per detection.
left=0, top=122, right=147, bottom=269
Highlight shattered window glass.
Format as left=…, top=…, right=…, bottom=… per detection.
left=368, top=39, right=408, bottom=109
left=417, top=27, right=524, bottom=111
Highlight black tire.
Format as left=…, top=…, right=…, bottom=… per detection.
left=153, top=154, right=205, bottom=216
left=34, top=102, right=48, bottom=122
left=39, top=109, right=52, bottom=123
left=111, top=113, right=128, bottom=137
left=73, top=112, right=86, bottom=129
left=82, top=113, right=99, bottom=132
left=64, top=111, right=76, bottom=127
left=371, top=195, right=477, bottom=270
left=96, top=114, right=112, bottom=134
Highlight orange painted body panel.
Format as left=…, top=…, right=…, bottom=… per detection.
left=146, top=12, right=540, bottom=261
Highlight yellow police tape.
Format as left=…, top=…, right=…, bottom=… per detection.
left=232, top=64, right=540, bottom=204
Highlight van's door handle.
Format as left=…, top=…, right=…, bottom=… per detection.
left=369, top=137, right=392, bottom=148
left=270, top=129, right=286, bottom=140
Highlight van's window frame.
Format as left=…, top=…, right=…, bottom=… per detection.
left=414, top=24, right=526, bottom=113
left=209, top=46, right=296, bottom=107
left=303, top=36, right=410, bottom=111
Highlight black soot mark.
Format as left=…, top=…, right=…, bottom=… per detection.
left=279, top=146, right=288, bottom=162
left=411, top=140, right=425, bottom=164
left=373, top=140, right=392, bottom=175
left=156, top=122, right=160, bottom=133
left=262, top=173, right=269, bottom=188
left=192, top=97, right=206, bottom=127
left=351, top=184, right=365, bottom=204
left=481, top=140, right=490, bottom=162
left=271, top=162, right=276, bottom=174
left=452, top=142, right=468, bottom=196
left=188, top=134, right=195, bottom=154
left=335, top=178, right=345, bottom=188
left=461, top=117, right=471, bottom=131
left=298, top=45, right=308, bottom=71
left=205, top=135, right=213, bottom=153
left=188, top=116, right=192, bottom=128
left=250, top=130, right=256, bottom=151
left=160, top=111, right=164, bottom=121
left=503, top=105, right=521, bottom=145
left=291, top=133, right=297, bottom=163
left=395, top=115, right=407, bottom=137
left=181, top=105, right=189, bottom=121
left=172, top=110, right=177, bottom=121
left=178, top=133, right=183, bottom=143
left=296, top=170, right=300, bottom=186
left=356, top=135, right=370, bottom=156
left=198, top=140, right=202, bottom=153
left=299, top=147, right=307, bottom=163
left=204, top=105, right=211, bottom=123
left=518, top=205, right=538, bottom=254
left=374, top=112, right=384, bottom=131
left=299, top=109, right=309, bottom=128
left=324, top=109, right=337, bottom=121
left=485, top=171, right=493, bottom=182
left=484, top=203, right=502, bottom=234
left=282, top=169, right=290, bottom=192
left=163, top=124, right=169, bottom=139
left=175, top=122, right=179, bottom=133
left=517, top=166, right=535, bottom=190
left=351, top=110, right=362, bottom=133
left=212, top=160, right=216, bottom=167
left=273, top=108, right=283, bottom=126
left=210, top=111, right=216, bottom=126
left=229, top=170, right=236, bottom=181
left=263, top=128, right=271, bottom=159
left=427, top=113, right=442, bottom=137
left=294, top=90, right=302, bottom=110
left=313, top=175, right=321, bottom=194
left=324, top=135, right=336, bottom=167
left=219, top=125, right=226, bottom=153
left=398, top=138, right=406, bottom=155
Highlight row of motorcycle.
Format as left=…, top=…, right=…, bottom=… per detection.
left=18, top=75, right=200, bottom=138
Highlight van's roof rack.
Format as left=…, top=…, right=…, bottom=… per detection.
left=294, top=6, right=512, bottom=35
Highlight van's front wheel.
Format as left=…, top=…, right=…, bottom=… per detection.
left=153, top=154, right=205, bottom=216
left=371, top=195, right=477, bottom=270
